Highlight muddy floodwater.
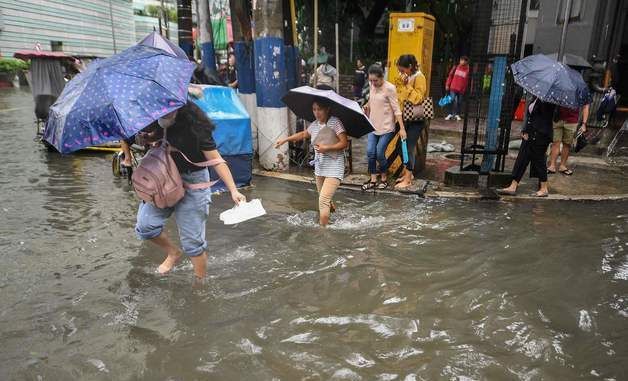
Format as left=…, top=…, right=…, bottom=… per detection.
left=1, top=88, right=627, bottom=380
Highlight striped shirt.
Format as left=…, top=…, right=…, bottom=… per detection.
left=307, top=116, right=346, bottom=180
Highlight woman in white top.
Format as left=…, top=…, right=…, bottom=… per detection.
left=276, top=98, right=348, bottom=226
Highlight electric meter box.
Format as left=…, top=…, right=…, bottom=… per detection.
left=387, top=12, right=436, bottom=94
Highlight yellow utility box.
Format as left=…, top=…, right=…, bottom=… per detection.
left=385, top=13, right=436, bottom=178
left=386, top=12, right=436, bottom=94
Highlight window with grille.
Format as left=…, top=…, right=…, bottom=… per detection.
left=556, top=0, right=582, bottom=23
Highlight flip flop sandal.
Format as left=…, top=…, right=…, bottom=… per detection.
left=394, top=178, right=404, bottom=184
left=376, top=182, right=389, bottom=190
left=560, top=169, right=573, bottom=176
left=531, top=192, right=549, bottom=198
left=547, top=169, right=556, bottom=174
left=361, top=181, right=377, bottom=191
left=496, top=189, right=517, bottom=196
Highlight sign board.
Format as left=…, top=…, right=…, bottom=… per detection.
left=397, top=18, right=415, bottom=32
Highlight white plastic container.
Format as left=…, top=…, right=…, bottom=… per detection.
left=219, top=199, right=267, bottom=225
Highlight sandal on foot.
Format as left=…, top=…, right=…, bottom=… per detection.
left=361, top=181, right=377, bottom=191
left=547, top=169, right=556, bottom=174
left=376, top=181, right=389, bottom=190
left=531, top=192, right=549, bottom=198
left=496, top=189, right=517, bottom=196
left=560, top=168, right=573, bottom=176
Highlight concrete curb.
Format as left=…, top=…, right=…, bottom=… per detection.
left=252, top=170, right=628, bottom=202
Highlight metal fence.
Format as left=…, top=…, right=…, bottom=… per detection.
left=459, top=0, right=528, bottom=172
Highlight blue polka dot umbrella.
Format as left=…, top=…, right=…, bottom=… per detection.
left=44, top=43, right=194, bottom=153
left=511, top=54, right=592, bottom=109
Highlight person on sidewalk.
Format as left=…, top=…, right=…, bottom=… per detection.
left=362, top=64, right=405, bottom=190
left=445, top=56, right=470, bottom=121
left=498, top=98, right=556, bottom=197
left=224, top=53, right=238, bottom=89
left=547, top=104, right=589, bottom=175
left=275, top=98, right=348, bottom=226
left=311, top=56, right=337, bottom=89
left=393, top=54, right=427, bottom=190
left=353, top=59, right=367, bottom=100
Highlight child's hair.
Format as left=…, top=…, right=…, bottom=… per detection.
left=312, top=96, right=332, bottom=110
left=368, top=64, right=384, bottom=78
left=397, top=54, right=419, bottom=73
left=460, top=55, right=470, bottom=63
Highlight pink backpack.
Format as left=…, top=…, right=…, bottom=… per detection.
left=132, top=129, right=225, bottom=209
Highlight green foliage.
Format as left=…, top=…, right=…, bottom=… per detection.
left=145, top=5, right=177, bottom=22
left=294, top=0, right=475, bottom=74
left=0, top=58, right=29, bottom=74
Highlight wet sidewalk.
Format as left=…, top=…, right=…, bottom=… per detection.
left=263, top=118, right=628, bottom=201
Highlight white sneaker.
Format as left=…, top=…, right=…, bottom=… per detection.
left=445, top=114, right=453, bottom=121
left=454, top=115, right=462, bottom=121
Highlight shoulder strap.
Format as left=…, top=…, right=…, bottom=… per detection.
left=161, top=126, right=225, bottom=168
left=170, top=147, right=226, bottom=167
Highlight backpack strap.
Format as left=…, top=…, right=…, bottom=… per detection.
left=184, top=179, right=220, bottom=190
left=170, top=147, right=226, bottom=167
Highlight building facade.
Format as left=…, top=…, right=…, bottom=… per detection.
left=0, top=0, right=182, bottom=58
left=533, top=0, right=626, bottom=63
left=0, top=0, right=136, bottom=57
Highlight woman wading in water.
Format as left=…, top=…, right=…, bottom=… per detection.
left=275, top=98, right=348, bottom=226
left=135, top=101, right=246, bottom=278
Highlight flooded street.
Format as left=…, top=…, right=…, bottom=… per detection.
left=1, top=88, right=627, bottom=380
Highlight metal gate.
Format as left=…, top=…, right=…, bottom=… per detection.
left=459, top=0, right=528, bottom=173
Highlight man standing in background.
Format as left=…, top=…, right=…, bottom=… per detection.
left=547, top=103, right=590, bottom=175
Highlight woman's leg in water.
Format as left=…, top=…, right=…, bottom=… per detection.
left=318, top=177, right=341, bottom=226
left=135, top=202, right=181, bottom=274
left=174, top=171, right=212, bottom=278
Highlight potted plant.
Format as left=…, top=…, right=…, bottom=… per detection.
left=0, top=58, right=29, bottom=88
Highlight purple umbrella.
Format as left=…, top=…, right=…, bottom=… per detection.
left=139, top=31, right=189, bottom=59
left=281, top=86, right=374, bottom=138
left=44, top=44, right=194, bottom=153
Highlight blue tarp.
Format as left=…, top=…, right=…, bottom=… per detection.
left=192, top=86, right=253, bottom=190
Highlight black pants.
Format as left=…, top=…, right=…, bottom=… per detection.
left=403, top=120, right=426, bottom=171
left=511, top=134, right=550, bottom=183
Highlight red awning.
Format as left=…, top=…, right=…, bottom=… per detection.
left=13, top=50, right=72, bottom=60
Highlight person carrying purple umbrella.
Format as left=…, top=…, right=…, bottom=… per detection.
left=275, top=97, right=349, bottom=226
left=496, top=54, right=591, bottom=198
left=497, top=97, right=555, bottom=197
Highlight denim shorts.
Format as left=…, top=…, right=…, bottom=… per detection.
left=135, top=169, right=212, bottom=257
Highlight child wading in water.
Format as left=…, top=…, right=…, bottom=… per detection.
left=276, top=98, right=348, bottom=226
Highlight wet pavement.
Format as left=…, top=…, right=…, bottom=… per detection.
left=1, top=88, right=628, bottom=380
left=332, top=120, right=628, bottom=198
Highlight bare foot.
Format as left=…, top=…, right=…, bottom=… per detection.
left=121, top=160, right=132, bottom=167
left=395, top=178, right=413, bottom=189
left=157, top=250, right=182, bottom=274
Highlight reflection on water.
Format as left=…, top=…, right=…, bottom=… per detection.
left=1, top=88, right=627, bottom=380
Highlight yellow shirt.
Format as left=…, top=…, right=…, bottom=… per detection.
left=395, top=71, right=427, bottom=106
